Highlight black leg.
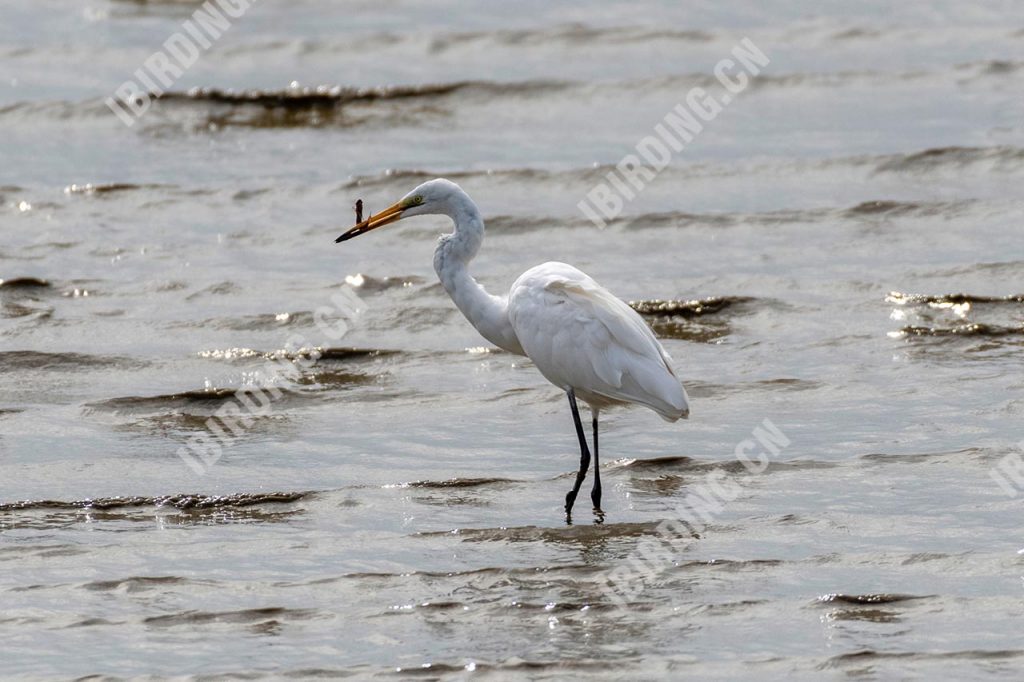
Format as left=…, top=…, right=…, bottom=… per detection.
left=590, top=415, right=603, bottom=512
left=564, top=389, right=590, bottom=519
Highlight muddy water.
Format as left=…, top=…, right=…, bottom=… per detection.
left=2, top=1, right=1024, bottom=679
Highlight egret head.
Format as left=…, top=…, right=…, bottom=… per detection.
left=335, top=178, right=463, bottom=243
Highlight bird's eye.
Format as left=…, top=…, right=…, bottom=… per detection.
left=413, top=195, right=424, bottom=205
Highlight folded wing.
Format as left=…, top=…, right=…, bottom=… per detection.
left=508, top=262, right=689, bottom=421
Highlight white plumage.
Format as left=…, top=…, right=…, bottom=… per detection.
left=336, top=178, right=689, bottom=518
left=508, top=262, right=689, bottom=421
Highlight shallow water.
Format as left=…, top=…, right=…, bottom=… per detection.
left=3, top=1, right=1024, bottom=679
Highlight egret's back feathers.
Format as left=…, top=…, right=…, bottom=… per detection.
left=507, top=262, right=689, bottom=421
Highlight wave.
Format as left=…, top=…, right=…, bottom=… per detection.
left=0, top=99, right=85, bottom=119
left=842, top=199, right=975, bottom=218
left=823, top=649, right=1024, bottom=669
left=428, top=23, right=714, bottom=52
left=83, top=379, right=362, bottom=414
left=63, top=182, right=171, bottom=196
left=296, top=368, right=380, bottom=391
left=621, top=297, right=755, bottom=344
left=81, top=575, right=196, bottom=592
left=0, top=350, right=142, bottom=370
left=152, top=63, right=1016, bottom=126
left=341, top=273, right=427, bottom=292
left=959, top=59, right=1024, bottom=76
left=860, top=447, right=986, bottom=466
left=380, top=598, right=614, bottom=616
left=484, top=214, right=582, bottom=233
left=685, top=378, right=822, bottom=398
left=609, top=454, right=831, bottom=476
left=887, top=291, right=1024, bottom=306
left=888, top=290, right=1024, bottom=353
left=3, top=301, right=53, bottom=320
left=158, top=80, right=566, bottom=107
left=641, top=69, right=934, bottom=96
left=647, top=318, right=732, bottom=343
left=87, top=358, right=383, bottom=418
left=155, top=82, right=473, bottom=114
left=87, top=388, right=259, bottom=412
left=403, top=477, right=520, bottom=489
left=418, top=520, right=672, bottom=543
left=203, top=659, right=633, bottom=679
left=0, top=491, right=310, bottom=512
left=634, top=198, right=979, bottom=228
left=817, top=593, right=930, bottom=604
left=329, top=562, right=599, bottom=583
left=629, top=296, right=753, bottom=317
left=214, top=24, right=714, bottom=59
left=0, top=277, right=50, bottom=289
left=183, top=280, right=241, bottom=300
left=341, top=167, right=568, bottom=190
left=324, top=558, right=785, bottom=591
left=924, top=261, right=1024, bottom=277
left=318, top=347, right=398, bottom=361
left=894, top=324, right=1024, bottom=338
left=197, top=346, right=399, bottom=362
left=143, top=606, right=320, bottom=628
left=142, top=80, right=568, bottom=129
left=189, top=310, right=318, bottom=331
left=875, top=145, right=1024, bottom=173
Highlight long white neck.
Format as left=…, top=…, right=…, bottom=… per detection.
left=431, top=192, right=525, bottom=356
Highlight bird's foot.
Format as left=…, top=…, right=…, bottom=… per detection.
left=564, top=492, right=578, bottom=525
left=592, top=507, right=605, bottom=524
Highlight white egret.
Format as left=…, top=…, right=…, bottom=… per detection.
left=336, top=179, right=689, bottom=519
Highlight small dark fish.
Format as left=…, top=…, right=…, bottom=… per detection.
left=354, top=199, right=363, bottom=223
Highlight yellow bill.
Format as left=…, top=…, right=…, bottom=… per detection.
left=335, top=200, right=405, bottom=243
